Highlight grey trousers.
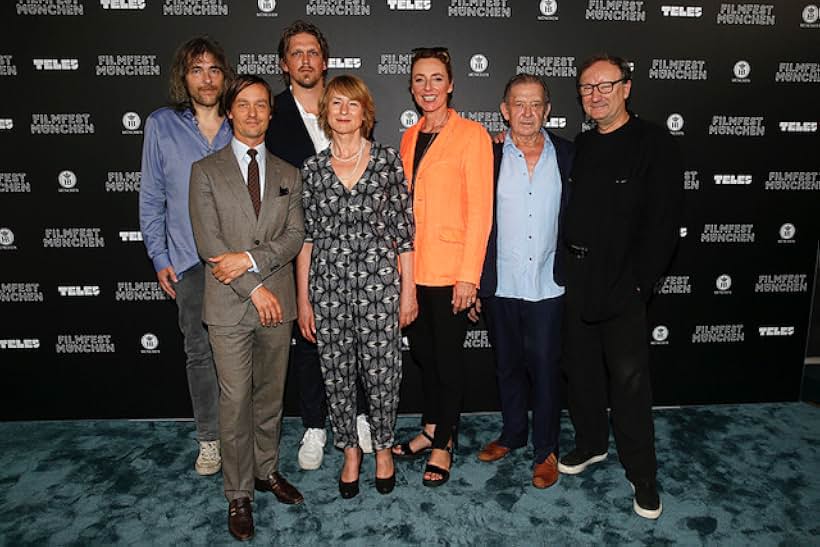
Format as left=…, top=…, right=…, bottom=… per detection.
left=173, top=263, right=219, bottom=441
left=209, top=304, right=291, bottom=502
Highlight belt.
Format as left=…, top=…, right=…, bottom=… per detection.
left=565, top=242, right=589, bottom=258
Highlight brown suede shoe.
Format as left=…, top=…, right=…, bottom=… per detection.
left=254, top=472, right=304, bottom=505
left=532, top=453, right=559, bottom=489
left=477, top=440, right=512, bottom=462
left=228, top=497, right=254, bottom=541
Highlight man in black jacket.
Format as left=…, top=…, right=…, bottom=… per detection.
left=558, top=54, right=683, bottom=520
left=471, top=74, right=573, bottom=489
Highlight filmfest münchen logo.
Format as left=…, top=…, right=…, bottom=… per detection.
left=237, top=54, right=281, bottom=76
left=464, top=329, right=491, bottom=349
left=449, top=0, right=511, bottom=17
left=586, top=0, right=646, bottom=21
left=0, top=173, right=30, bottom=193
left=0, top=283, right=44, bottom=303
left=306, top=0, right=371, bottom=16
left=106, top=171, right=141, bottom=192
left=516, top=56, right=576, bottom=77
left=716, top=3, right=775, bottom=25
left=377, top=53, right=412, bottom=75
left=765, top=171, right=820, bottom=190
left=684, top=170, right=700, bottom=190
left=16, top=0, right=84, bottom=15
left=122, top=112, right=142, bottom=135
left=0, top=55, right=18, bottom=76
left=163, top=0, right=228, bottom=15
left=96, top=55, right=160, bottom=77
left=775, top=62, right=820, bottom=83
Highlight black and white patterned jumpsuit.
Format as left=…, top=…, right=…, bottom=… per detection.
left=301, top=142, right=415, bottom=450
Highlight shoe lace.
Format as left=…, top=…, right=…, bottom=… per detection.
left=200, top=441, right=219, bottom=461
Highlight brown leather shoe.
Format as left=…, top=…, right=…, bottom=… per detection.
left=254, top=472, right=304, bottom=505
left=228, top=497, right=254, bottom=541
left=532, top=453, right=559, bottom=489
left=477, top=440, right=511, bottom=462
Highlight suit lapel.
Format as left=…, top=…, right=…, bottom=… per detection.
left=215, top=145, right=258, bottom=225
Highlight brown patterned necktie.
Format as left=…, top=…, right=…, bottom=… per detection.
left=247, top=148, right=261, bottom=217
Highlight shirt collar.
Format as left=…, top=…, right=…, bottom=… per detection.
left=231, top=137, right=266, bottom=162
left=504, top=128, right=552, bottom=153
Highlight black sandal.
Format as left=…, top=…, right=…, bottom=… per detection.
left=393, top=430, right=434, bottom=459
left=422, top=446, right=454, bottom=488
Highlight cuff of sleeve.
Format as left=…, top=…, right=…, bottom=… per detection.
left=249, top=283, right=264, bottom=295
left=246, top=251, right=259, bottom=273
left=152, top=253, right=172, bottom=272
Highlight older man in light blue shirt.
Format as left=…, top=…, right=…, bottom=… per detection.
left=473, top=74, right=574, bottom=489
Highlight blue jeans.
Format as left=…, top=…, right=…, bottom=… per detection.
left=174, top=263, right=220, bottom=441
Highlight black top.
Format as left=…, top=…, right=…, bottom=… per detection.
left=413, top=132, right=437, bottom=176
left=564, top=115, right=683, bottom=321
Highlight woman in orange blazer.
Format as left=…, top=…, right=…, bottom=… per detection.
left=392, top=47, right=493, bottom=487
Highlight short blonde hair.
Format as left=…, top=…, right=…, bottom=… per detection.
left=319, top=74, right=376, bottom=138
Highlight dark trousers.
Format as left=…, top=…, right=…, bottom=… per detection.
left=291, top=324, right=369, bottom=430
left=173, top=263, right=219, bottom=442
left=484, top=295, right=563, bottom=464
left=408, top=285, right=469, bottom=450
left=562, top=255, right=657, bottom=482
left=290, top=325, right=327, bottom=429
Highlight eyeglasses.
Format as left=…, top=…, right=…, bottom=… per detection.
left=411, top=46, right=450, bottom=62
left=577, top=78, right=627, bottom=96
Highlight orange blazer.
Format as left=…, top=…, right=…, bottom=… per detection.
left=400, top=109, right=493, bottom=287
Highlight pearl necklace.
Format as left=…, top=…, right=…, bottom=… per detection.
left=331, top=138, right=365, bottom=163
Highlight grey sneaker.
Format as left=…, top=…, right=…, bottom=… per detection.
left=195, top=440, right=221, bottom=476
left=630, top=480, right=663, bottom=519
left=357, top=414, right=373, bottom=454
left=557, top=449, right=607, bottom=475
left=298, top=428, right=326, bottom=470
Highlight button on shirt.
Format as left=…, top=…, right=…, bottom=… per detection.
left=495, top=130, right=565, bottom=301
left=139, top=107, right=232, bottom=278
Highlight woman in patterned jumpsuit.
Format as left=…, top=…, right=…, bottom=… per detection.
left=297, top=75, right=417, bottom=498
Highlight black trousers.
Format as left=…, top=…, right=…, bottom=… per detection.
left=562, top=255, right=657, bottom=482
left=408, top=285, right=469, bottom=450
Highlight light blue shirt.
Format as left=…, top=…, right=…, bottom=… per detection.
left=495, top=130, right=565, bottom=301
left=230, top=137, right=267, bottom=199
left=139, top=107, right=231, bottom=277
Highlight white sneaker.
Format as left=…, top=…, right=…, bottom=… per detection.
left=298, top=428, right=326, bottom=470
left=357, top=414, right=373, bottom=454
left=195, top=440, right=221, bottom=476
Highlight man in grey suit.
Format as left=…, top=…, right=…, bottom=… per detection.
left=189, top=74, right=305, bottom=541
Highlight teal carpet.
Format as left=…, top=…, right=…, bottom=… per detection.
left=1, top=403, right=818, bottom=545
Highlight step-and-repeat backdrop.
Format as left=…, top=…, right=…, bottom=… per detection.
left=1, top=1, right=818, bottom=419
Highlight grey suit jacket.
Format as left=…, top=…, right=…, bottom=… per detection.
left=189, top=143, right=305, bottom=327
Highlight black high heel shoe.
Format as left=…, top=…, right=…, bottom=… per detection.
left=375, top=451, right=396, bottom=494
left=339, top=449, right=362, bottom=499
left=393, top=430, right=434, bottom=459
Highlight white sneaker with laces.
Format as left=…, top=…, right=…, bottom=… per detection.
left=357, top=414, right=373, bottom=454
left=298, top=428, right=326, bottom=470
left=195, top=440, right=221, bottom=476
